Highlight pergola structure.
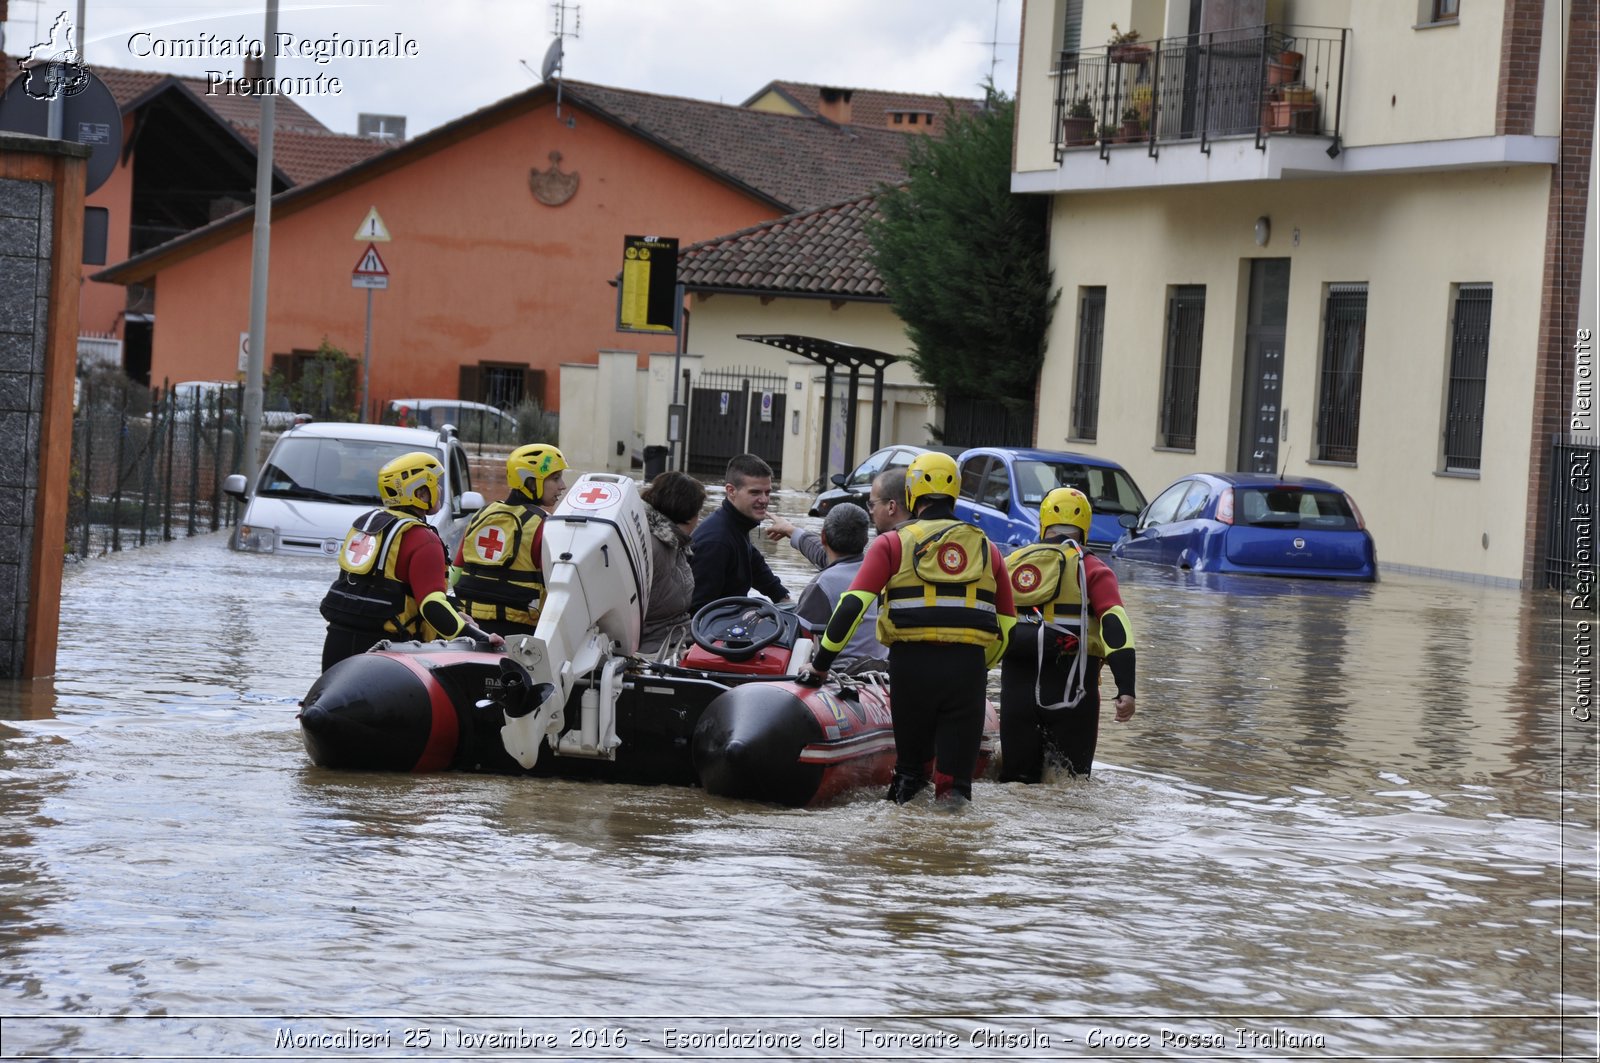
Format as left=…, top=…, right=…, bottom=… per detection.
left=738, top=334, right=901, bottom=485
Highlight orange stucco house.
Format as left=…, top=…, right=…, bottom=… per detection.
left=1, top=57, right=390, bottom=383
left=94, top=79, right=914, bottom=414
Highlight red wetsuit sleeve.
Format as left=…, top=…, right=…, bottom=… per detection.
left=530, top=519, right=545, bottom=568
left=990, top=543, right=1015, bottom=616
left=1083, top=554, right=1124, bottom=617
left=396, top=524, right=450, bottom=601
left=847, top=532, right=900, bottom=593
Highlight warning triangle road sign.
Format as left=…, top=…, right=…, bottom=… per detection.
left=354, top=206, right=391, bottom=242
left=352, top=242, right=389, bottom=276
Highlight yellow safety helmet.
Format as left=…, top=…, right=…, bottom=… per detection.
left=377, top=451, right=443, bottom=511
left=507, top=443, right=567, bottom=499
left=905, top=451, right=959, bottom=509
left=1041, top=487, right=1092, bottom=541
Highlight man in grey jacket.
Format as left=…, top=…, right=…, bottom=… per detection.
left=769, top=504, right=887, bottom=668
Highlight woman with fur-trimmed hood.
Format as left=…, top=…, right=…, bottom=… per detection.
left=637, top=471, right=706, bottom=655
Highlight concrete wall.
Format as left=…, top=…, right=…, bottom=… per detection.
left=1039, top=165, right=1550, bottom=582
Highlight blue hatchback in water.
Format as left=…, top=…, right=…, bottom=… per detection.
left=952, top=447, right=1148, bottom=549
left=1111, top=472, right=1378, bottom=580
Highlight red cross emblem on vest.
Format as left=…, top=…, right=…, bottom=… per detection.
left=346, top=532, right=374, bottom=566
left=477, top=526, right=506, bottom=561
left=1014, top=563, right=1040, bottom=591
left=938, top=542, right=968, bottom=574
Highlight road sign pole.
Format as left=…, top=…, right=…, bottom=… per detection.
left=360, top=286, right=373, bottom=422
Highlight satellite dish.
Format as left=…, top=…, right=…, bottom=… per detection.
left=539, top=38, right=563, bottom=82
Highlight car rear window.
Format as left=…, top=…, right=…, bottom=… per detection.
left=1236, top=487, right=1359, bottom=529
left=1015, top=460, right=1147, bottom=515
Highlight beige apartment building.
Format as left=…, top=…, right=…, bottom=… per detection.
left=1013, top=0, right=1592, bottom=586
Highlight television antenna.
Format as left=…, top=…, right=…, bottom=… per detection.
left=546, top=0, right=580, bottom=121
left=978, top=0, right=1019, bottom=86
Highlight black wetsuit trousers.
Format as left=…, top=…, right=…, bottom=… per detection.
left=887, top=641, right=988, bottom=795
left=321, top=624, right=387, bottom=672
left=998, top=622, right=1103, bottom=781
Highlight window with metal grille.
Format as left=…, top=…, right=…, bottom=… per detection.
left=1071, top=287, right=1106, bottom=441
left=1315, top=284, right=1368, bottom=463
left=1059, top=0, right=1084, bottom=61
left=1442, top=284, right=1492, bottom=472
left=1158, top=285, right=1206, bottom=450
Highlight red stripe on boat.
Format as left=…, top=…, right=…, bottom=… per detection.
left=387, top=653, right=461, bottom=772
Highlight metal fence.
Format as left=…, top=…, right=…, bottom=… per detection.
left=1546, top=435, right=1599, bottom=595
left=942, top=394, right=1032, bottom=448
left=68, top=377, right=247, bottom=559
left=1051, top=23, right=1347, bottom=160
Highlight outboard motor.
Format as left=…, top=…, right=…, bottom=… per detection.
left=501, top=473, right=652, bottom=768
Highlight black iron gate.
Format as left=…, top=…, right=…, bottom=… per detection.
left=687, top=367, right=786, bottom=478
left=1546, top=435, right=1599, bottom=593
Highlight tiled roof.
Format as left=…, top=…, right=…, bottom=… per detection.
left=744, top=80, right=985, bottom=130
left=4, top=58, right=335, bottom=134
left=561, top=80, right=912, bottom=212
left=677, top=192, right=887, bottom=299
left=231, top=123, right=394, bottom=184
left=2, top=59, right=386, bottom=182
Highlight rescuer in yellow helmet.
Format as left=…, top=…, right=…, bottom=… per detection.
left=320, top=451, right=504, bottom=670
left=998, top=486, right=1137, bottom=781
left=451, top=443, right=568, bottom=637
left=798, top=451, right=1017, bottom=806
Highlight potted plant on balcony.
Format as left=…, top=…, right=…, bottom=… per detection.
left=1107, top=23, right=1151, bottom=64
left=1062, top=95, right=1095, bottom=146
left=1117, top=105, right=1144, bottom=142
left=1096, top=121, right=1118, bottom=146
left=1267, top=48, right=1304, bottom=86
left=1268, top=85, right=1318, bottom=133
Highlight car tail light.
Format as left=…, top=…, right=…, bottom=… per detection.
left=1216, top=487, right=1234, bottom=525
left=1347, top=493, right=1367, bottom=530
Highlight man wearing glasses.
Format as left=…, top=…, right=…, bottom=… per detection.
left=866, top=468, right=908, bottom=533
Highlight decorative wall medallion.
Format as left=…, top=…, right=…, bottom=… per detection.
left=529, top=150, right=579, bottom=206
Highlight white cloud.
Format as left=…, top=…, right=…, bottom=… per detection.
left=6, top=0, right=1020, bottom=136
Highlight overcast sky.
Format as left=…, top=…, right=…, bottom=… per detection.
left=5, top=0, right=1025, bottom=137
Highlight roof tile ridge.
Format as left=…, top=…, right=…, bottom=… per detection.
left=682, top=190, right=883, bottom=257
left=561, top=78, right=872, bottom=127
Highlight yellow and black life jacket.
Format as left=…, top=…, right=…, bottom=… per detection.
left=319, top=508, right=434, bottom=638
left=876, top=518, right=1000, bottom=648
left=453, top=498, right=546, bottom=628
left=1005, top=539, right=1089, bottom=709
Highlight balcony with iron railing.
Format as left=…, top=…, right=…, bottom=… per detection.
left=1051, top=24, right=1347, bottom=163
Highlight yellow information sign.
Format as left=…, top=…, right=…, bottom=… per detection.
left=618, top=235, right=677, bottom=334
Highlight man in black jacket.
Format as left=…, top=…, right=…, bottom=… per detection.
left=690, top=454, right=792, bottom=612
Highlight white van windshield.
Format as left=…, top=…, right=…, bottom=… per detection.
left=257, top=437, right=434, bottom=505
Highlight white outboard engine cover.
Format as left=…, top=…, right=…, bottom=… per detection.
left=501, top=473, right=653, bottom=768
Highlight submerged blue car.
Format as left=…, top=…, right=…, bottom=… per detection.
left=1111, top=472, right=1378, bottom=580
left=952, top=447, right=1148, bottom=549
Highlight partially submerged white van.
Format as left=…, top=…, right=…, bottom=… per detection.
left=222, top=422, right=485, bottom=556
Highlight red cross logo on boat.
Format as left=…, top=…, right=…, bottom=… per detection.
left=477, top=527, right=505, bottom=560
left=570, top=482, right=617, bottom=508
left=346, top=532, right=374, bottom=565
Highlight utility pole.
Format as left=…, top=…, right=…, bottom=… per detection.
left=243, top=0, right=278, bottom=481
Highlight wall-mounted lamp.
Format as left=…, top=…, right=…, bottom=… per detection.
left=1253, top=216, right=1271, bottom=247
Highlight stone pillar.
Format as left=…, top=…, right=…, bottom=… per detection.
left=0, top=133, right=88, bottom=679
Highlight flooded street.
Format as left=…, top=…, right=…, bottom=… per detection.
left=0, top=489, right=1595, bottom=1061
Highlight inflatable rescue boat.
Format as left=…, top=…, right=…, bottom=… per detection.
left=300, top=474, right=998, bottom=807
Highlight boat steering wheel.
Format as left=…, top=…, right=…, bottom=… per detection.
left=690, top=597, right=787, bottom=662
